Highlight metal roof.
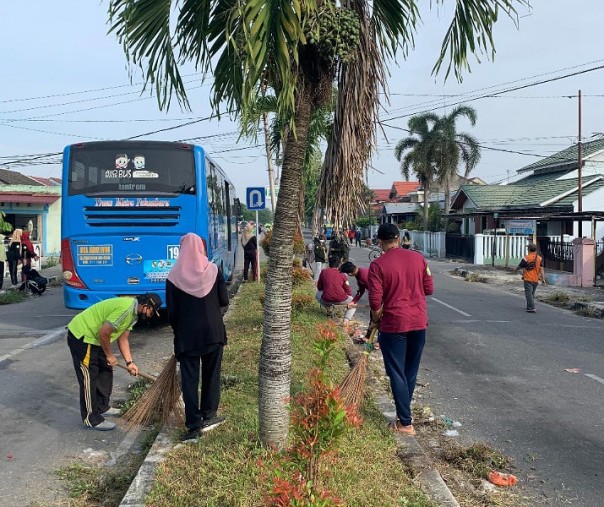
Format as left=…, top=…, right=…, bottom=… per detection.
left=381, top=202, right=419, bottom=214
left=454, top=173, right=604, bottom=211
left=517, top=138, right=604, bottom=174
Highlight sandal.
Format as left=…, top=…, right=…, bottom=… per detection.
left=388, top=421, right=415, bottom=435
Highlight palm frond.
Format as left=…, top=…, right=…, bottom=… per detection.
left=372, top=0, right=420, bottom=59
left=108, top=0, right=189, bottom=110
left=432, top=0, right=526, bottom=81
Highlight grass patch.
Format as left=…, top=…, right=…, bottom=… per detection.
left=121, top=377, right=151, bottom=414
left=42, top=256, right=60, bottom=268
left=465, top=272, right=487, bottom=283
left=575, top=306, right=603, bottom=318
left=441, top=442, right=512, bottom=480
left=0, top=289, right=28, bottom=305
left=544, top=291, right=571, bottom=303
left=55, top=426, right=159, bottom=507
left=146, top=279, right=433, bottom=507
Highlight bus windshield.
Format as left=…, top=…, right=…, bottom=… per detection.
left=68, top=143, right=196, bottom=195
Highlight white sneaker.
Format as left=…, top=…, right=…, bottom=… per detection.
left=91, top=421, right=116, bottom=431
left=102, top=407, right=121, bottom=417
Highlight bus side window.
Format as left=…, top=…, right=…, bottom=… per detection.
left=225, top=182, right=232, bottom=251
left=206, top=160, right=216, bottom=252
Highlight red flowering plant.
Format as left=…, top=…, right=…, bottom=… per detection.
left=263, top=323, right=361, bottom=506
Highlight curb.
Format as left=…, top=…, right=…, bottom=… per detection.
left=367, top=375, right=460, bottom=507
left=119, top=429, right=174, bottom=507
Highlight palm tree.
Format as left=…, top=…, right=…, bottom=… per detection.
left=394, top=113, right=440, bottom=230
left=433, top=105, right=481, bottom=214
left=107, top=0, right=525, bottom=448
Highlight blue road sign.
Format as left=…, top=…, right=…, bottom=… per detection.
left=246, top=187, right=266, bottom=210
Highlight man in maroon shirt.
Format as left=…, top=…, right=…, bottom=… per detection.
left=316, top=255, right=357, bottom=323
left=339, top=261, right=369, bottom=306
left=367, top=223, right=434, bottom=435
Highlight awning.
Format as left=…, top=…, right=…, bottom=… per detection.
left=0, top=193, right=60, bottom=204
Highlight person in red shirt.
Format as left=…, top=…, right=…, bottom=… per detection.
left=316, top=255, right=356, bottom=323
left=339, top=261, right=369, bottom=305
left=367, top=223, right=434, bottom=435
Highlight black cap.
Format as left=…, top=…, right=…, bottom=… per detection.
left=377, top=223, right=400, bottom=241
left=140, top=292, right=162, bottom=316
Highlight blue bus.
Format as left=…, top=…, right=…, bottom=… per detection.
left=61, top=140, right=238, bottom=309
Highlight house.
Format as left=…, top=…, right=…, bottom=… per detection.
left=379, top=202, right=419, bottom=225
left=388, top=181, right=421, bottom=201
left=450, top=139, right=604, bottom=240
left=0, top=168, right=62, bottom=257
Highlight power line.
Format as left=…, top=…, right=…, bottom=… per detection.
left=381, top=122, right=579, bottom=161
left=383, top=63, right=604, bottom=122
left=0, top=72, right=204, bottom=104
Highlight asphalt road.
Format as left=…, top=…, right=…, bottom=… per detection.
left=347, top=246, right=603, bottom=506
left=0, top=287, right=172, bottom=505
left=2, top=244, right=602, bottom=505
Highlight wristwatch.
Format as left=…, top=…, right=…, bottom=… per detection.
left=126, top=360, right=133, bottom=366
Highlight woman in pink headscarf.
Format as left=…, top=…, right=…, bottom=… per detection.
left=7, top=228, right=23, bottom=286
left=166, top=233, right=229, bottom=442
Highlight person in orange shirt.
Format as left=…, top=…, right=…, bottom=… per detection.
left=515, top=243, right=546, bottom=313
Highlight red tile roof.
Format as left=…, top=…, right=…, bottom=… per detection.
left=391, top=181, right=421, bottom=198
left=371, top=189, right=392, bottom=202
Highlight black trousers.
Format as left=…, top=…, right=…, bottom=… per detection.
left=179, top=345, right=223, bottom=430
left=243, top=251, right=257, bottom=281
left=0, top=261, right=4, bottom=289
left=67, top=331, right=113, bottom=427
left=8, top=259, right=19, bottom=285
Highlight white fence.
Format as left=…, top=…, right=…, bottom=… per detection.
left=474, top=233, right=530, bottom=266
left=409, top=231, right=446, bottom=258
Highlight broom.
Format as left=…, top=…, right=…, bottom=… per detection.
left=338, top=325, right=378, bottom=412
left=119, top=355, right=184, bottom=427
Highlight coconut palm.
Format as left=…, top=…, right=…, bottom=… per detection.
left=108, top=0, right=526, bottom=448
left=433, top=105, right=481, bottom=213
left=394, top=113, right=440, bottom=230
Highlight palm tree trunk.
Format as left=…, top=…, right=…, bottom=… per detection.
left=444, top=173, right=451, bottom=230
left=423, top=184, right=430, bottom=231
left=259, top=81, right=313, bottom=448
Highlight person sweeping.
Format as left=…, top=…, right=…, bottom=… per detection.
left=166, top=233, right=229, bottom=442
left=66, top=293, right=162, bottom=431
left=367, top=224, right=434, bottom=436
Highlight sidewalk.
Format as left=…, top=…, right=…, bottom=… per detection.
left=451, top=263, right=604, bottom=318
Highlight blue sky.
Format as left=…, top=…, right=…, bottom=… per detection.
left=1, top=1, right=602, bottom=194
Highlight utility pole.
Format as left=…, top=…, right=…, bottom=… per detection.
left=261, top=79, right=277, bottom=215
left=578, top=89, right=583, bottom=237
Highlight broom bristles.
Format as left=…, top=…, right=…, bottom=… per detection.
left=338, top=326, right=378, bottom=413
left=122, top=355, right=183, bottom=428
left=339, top=353, right=369, bottom=411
